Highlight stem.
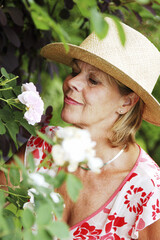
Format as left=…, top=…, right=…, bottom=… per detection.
left=0, top=164, right=20, bottom=169
left=0, top=189, right=29, bottom=199
left=0, top=98, right=24, bottom=111
left=0, top=87, right=13, bottom=91
left=0, top=76, right=19, bottom=86
left=0, top=97, right=8, bottom=103
left=8, top=103, right=24, bottom=111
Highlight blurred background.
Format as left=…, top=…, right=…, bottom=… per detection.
left=0, top=0, right=160, bottom=164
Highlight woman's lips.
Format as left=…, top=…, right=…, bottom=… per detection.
left=64, top=96, right=83, bottom=105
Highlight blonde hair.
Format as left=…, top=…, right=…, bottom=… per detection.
left=107, top=75, right=144, bottom=148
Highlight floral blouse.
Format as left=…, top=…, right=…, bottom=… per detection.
left=25, top=126, right=160, bottom=240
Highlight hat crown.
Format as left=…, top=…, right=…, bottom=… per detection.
left=80, top=17, right=160, bottom=95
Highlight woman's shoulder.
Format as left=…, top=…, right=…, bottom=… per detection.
left=136, top=146, right=160, bottom=186
left=117, top=147, right=160, bottom=238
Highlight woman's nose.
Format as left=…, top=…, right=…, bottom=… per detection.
left=67, top=73, right=86, bottom=92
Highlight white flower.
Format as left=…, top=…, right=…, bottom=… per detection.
left=23, top=201, right=34, bottom=211
left=52, top=144, right=66, bottom=166
left=28, top=188, right=37, bottom=203
left=56, top=127, right=96, bottom=149
left=18, top=91, right=44, bottom=125
left=23, top=188, right=37, bottom=210
left=21, top=82, right=37, bottom=93
left=50, top=192, right=60, bottom=203
left=55, top=127, right=96, bottom=164
left=52, top=126, right=102, bottom=173
left=28, top=172, right=49, bottom=188
left=88, top=157, right=103, bottom=173
left=62, top=137, right=86, bottom=163
left=67, top=161, right=79, bottom=172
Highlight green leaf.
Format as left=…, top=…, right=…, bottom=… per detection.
left=51, top=198, right=64, bottom=220
left=6, top=121, right=19, bottom=148
left=5, top=203, right=17, bottom=215
left=31, top=11, right=50, bottom=30
left=111, top=16, right=126, bottom=46
left=9, top=167, right=20, bottom=186
left=0, top=107, right=14, bottom=122
left=0, top=118, right=6, bottom=134
left=36, top=203, right=52, bottom=226
left=66, top=174, right=83, bottom=202
left=0, top=214, right=9, bottom=234
left=23, top=229, right=36, bottom=240
left=1, top=67, right=9, bottom=79
left=27, top=153, right=36, bottom=172
left=14, top=155, right=28, bottom=177
left=52, top=170, right=67, bottom=188
left=136, top=0, right=150, bottom=4
left=6, top=196, right=17, bottom=206
left=22, top=208, right=35, bottom=229
left=35, top=229, right=52, bottom=240
left=13, top=86, right=21, bottom=96
left=3, top=213, right=15, bottom=233
left=14, top=111, right=36, bottom=136
left=0, top=191, right=5, bottom=208
left=13, top=187, right=29, bottom=208
left=47, top=221, right=70, bottom=239
left=28, top=1, right=69, bottom=49
left=3, top=208, right=15, bottom=218
left=74, top=0, right=97, bottom=17
left=90, top=8, right=109, bottom=39
left=36, top=130, right=54, bottom=145
left=2, top=89, right=15, bottom=99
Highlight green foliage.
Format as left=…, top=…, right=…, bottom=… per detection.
left=0, top=148, right=83, bottom=239
left=0, top=69, right=37, bottom=160
left=24, top=0, right=70, bottom=50
left=47, top=221, right=70, bottom=239
left=90, top=8, right=109, bottom=39
left=9, top=167, right=20, bottom=186
left=66, top=173, right=83, bottom=202
left=52, top=170, right=67, bottom=188
left=0, top=2, right=160, bottom=238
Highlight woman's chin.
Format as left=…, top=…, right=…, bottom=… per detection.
left=61, top=111, right=76, bottom=125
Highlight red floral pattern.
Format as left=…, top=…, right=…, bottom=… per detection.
left=101, top=233, right=125, bottom=240
left=124, top=185, right=146, bottom=213
left=26, top=126, right=58, bottom=172
left=73, top=222, right=102, bottom=239
left=100, top=212, right=126, bottom=239
left=25, top=128, right=160, bottom=240
left=152, top=199, right=160, bottom=220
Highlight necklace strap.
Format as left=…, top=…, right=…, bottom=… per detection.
left=80, top=144, right=126, bottom=171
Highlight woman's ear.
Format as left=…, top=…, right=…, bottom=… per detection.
left=118, top=92, right=139, bottom=114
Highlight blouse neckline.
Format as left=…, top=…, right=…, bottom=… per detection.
left=70, top=145, right=141, bottom=231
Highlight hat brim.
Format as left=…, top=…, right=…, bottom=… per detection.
left=40, top=42, right=160, bottom=126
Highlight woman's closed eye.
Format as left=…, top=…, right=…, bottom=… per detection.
left=71, top=70, right=99, bottom=86
left=88, top=78, right=99, bottom=86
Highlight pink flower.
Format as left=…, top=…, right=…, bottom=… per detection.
left=18, top=90, right=44, bottom=125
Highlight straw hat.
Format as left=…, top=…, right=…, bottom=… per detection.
left=40, top=17, right=160, bottom=126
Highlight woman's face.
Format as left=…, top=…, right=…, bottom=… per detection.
left=61, top=60, right=123, bottom=130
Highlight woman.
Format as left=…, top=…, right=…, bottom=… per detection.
left=3, top=17, right=160, bottom=239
